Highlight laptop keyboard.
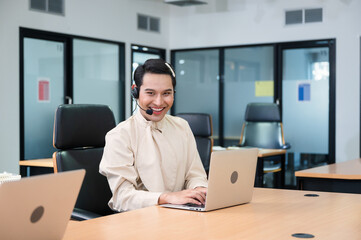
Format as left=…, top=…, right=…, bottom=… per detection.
left=185, top=203, right=205, bottom=208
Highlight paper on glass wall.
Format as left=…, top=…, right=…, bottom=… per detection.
left=255, top=80, right=273, bottom=97
left=38, top=78, right=50, bottom=102
left=298, top=81, right=311, bottom=102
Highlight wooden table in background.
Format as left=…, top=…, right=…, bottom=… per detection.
left=63, top=188, right=361, bottom=240
left=295, top=158, right=361, bottom=194
left=19, top=158, right=53, bottom=177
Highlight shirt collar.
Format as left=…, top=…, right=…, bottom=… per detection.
left=135, top=110, right=165, bottom=131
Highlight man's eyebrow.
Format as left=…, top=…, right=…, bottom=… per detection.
left=143, top=88, right=173, bottom=92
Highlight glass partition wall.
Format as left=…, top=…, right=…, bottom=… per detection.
left=280, top=44, right=334, bottom=186
left=171, top=40, right=335, bottom=188
left=173, top=50, right=220, bottom=144
left=73, top=39, right=122, bottom=123
left=20, top=28, right=125, bottom=162
left=224, top=46, right=274, bottom=146
left=23, top=37, right=65, bottom=159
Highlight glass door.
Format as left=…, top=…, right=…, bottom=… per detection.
left=224, top=45, right=274, bottom=147
left=173, top=49, right=220, bottom=145
left=22, top=37, right=66, bottom=160
left=279, top=40, right=335, bottom=186
left=20, top=28, right=125, bottom=161
left=73, top=39, right=124, bottom=123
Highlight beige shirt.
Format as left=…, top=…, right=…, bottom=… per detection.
left=99, top=111, right=208, bottom=211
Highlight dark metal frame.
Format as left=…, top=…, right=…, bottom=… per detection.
left=130, top=44, right=166, bottom=114
left=170, top=39, right=336, bottom=164
left=19, top=27, right=126, bottom=160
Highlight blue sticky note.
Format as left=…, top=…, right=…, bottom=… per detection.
left=298, top=83, right=310, bottom=101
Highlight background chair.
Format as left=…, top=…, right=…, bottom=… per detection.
left=53, top=104, right=116, bottom=220
left=176, top=113, right=213, bottom=174
left=239, top=102, right=290, bottom=187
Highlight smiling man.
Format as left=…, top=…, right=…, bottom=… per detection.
left=99, top=59, right=208, bottom=212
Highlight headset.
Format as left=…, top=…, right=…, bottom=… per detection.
left=132, top=61, right=176, bottom=115
left=131, top=62, right=176, bottom=99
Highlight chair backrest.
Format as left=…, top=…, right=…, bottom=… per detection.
left=53, top=104, right=116, bottom=218
left=239, top=103, right=286, bottom=149
left=176, top=113, right=213, bottom=173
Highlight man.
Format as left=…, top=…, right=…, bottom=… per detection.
left=100, top=59, right=208, bottom=212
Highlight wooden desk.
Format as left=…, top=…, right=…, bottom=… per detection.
left=258, top=148, right=286, bottom=158
left=19, top=158, right=54, bottom=177
left=19, top=158, right=53, bottom=168
left=295, top=158, right=361, bottom=193
left=63, top=188, right=361, bottom=239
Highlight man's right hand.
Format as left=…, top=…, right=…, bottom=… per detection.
left=158, top=188, right=207, bottom=205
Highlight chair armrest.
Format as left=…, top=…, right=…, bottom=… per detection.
left=71, top=208, right=102, bottom=221
left=282, top=143, right=291, bottom=149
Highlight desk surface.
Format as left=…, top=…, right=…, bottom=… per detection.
left=295, top=158, right=361, bottom=180
left=63, top=188, right=361, bottom=239
left=215, top=146, right=286, bottom=158
left=19, top=158, right=53, bottom=168
left=257, top=148, right=286, bottom=157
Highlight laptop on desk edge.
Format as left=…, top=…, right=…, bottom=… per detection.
left=160, top=148, right=258, bottom=212
left=0, top=169, right=85, bottom=240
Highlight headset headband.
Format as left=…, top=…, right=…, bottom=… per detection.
left=165, top=62, right=176, bottom=78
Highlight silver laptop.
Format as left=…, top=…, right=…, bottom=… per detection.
left=0, top=169, right=85, bottom=240
left=161, top=148, right=258, bottom=212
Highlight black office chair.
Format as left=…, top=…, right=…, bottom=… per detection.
left=239, top=103, right=290, bottom=187
left=176, top=113, right=213, bottom=174
left=53, top=104, right=116, bottom=220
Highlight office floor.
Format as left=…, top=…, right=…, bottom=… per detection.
left=264, top=152, right=328, bottom=189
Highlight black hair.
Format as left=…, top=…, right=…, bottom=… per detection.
left=133, top=58, right=176, bottom=88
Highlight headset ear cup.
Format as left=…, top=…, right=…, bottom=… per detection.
left=131, top=87, right=139, bottom=99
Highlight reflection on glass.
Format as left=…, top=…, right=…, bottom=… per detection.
left=312, top=62, right=329, bottom=81
left=224, top=46, right=274, bottom=147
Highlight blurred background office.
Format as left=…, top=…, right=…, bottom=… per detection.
left=1, top=0, right=360, bottom=188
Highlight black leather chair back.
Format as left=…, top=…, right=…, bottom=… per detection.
left=239, top=103, right=289, bottom=149
left=53, top=104, right=116, bottom=220
left=176, top=113, right=213, bottom=173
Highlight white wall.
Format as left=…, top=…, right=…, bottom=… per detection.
left=0, top=0, right=170, bottom=173
left=168, top=0, right=361, bottom=163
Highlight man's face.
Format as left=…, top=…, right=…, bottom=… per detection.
left=138, top=73, right=174, bottom=122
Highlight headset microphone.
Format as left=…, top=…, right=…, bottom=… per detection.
left=145, top=108, right=153, bottom=115
left=136, top=101, right=153, bottom=115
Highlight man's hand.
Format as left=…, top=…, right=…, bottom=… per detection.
left=195, top=186, right=207, bottom=195
left=158, top=187, right=207, bottom=205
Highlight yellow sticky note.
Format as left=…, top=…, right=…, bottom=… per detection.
left=255, top=81, right=274, bottom=97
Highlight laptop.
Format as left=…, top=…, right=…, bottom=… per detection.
left=0, top=169, right=85, bottom=240
left=161, top=148, right=258, bottom=212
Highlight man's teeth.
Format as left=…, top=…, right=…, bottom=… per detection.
left=151, top=107, right=163, bottom=112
